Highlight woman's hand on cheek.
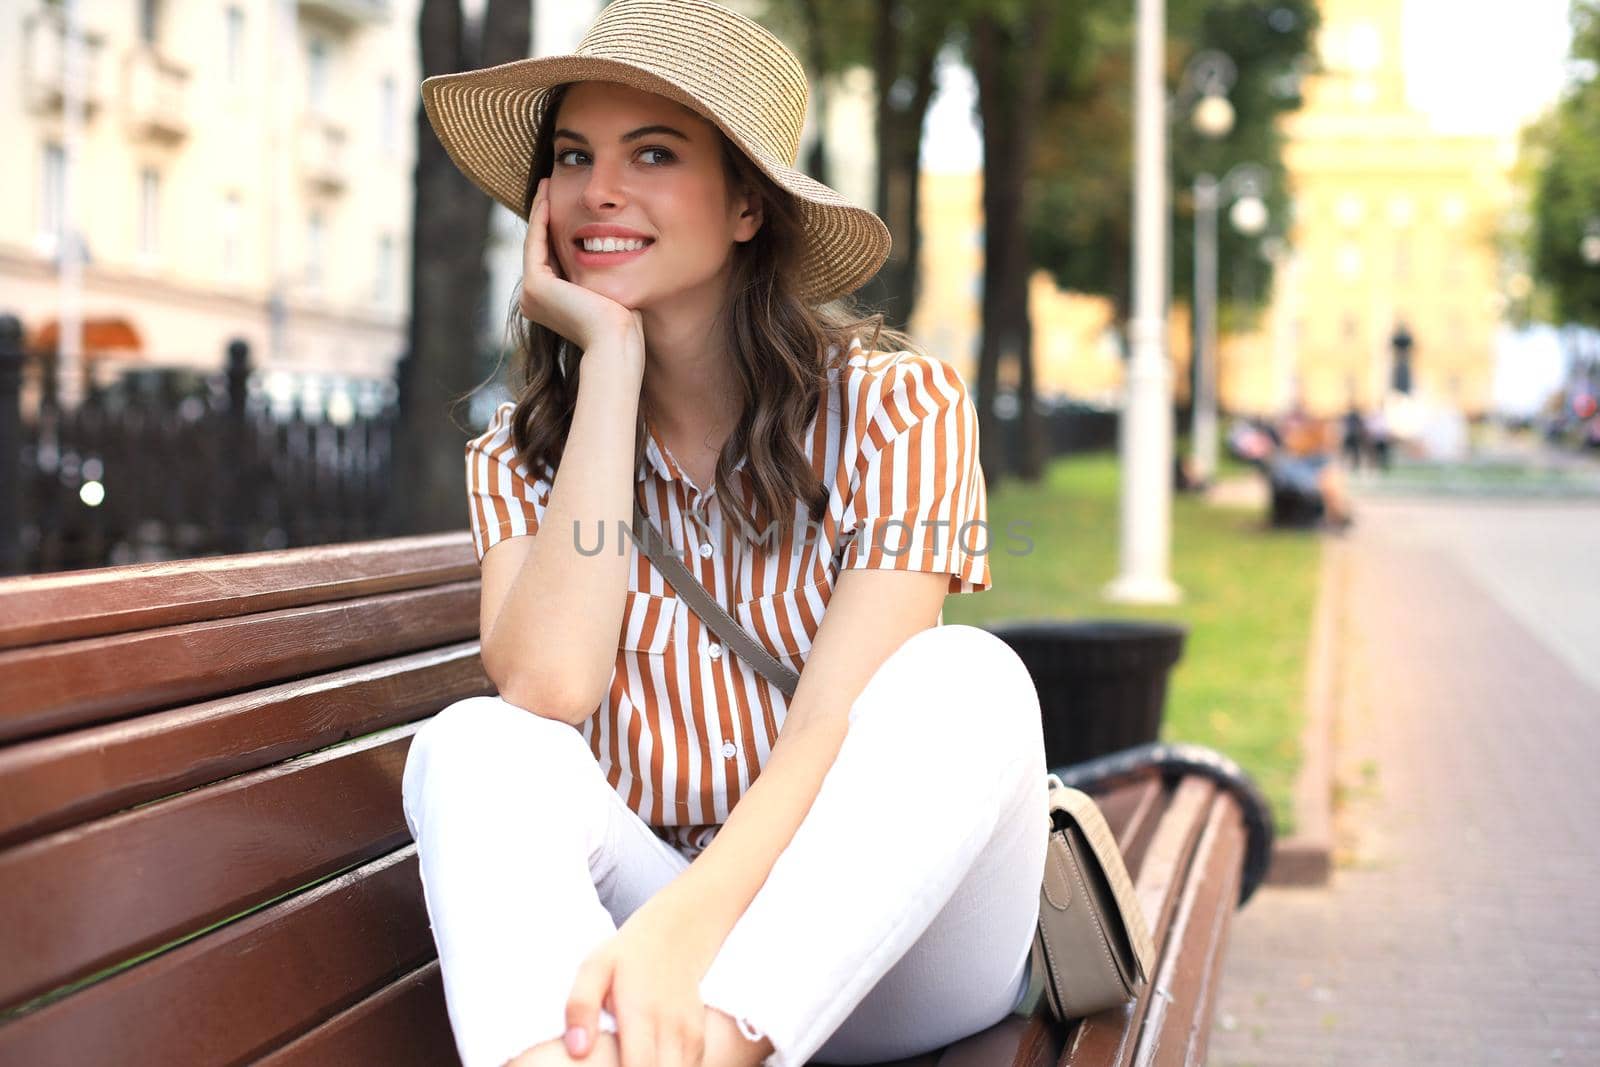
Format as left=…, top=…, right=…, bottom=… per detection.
left=564, top=893, right=712, bottom=1067
left=521, top=177, right=643, bottom=353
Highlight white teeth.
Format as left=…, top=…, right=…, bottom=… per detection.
left=581, top=237, right=648, bottom=252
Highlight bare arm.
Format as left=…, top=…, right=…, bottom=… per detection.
left=478, top=334, right=644, bottom=724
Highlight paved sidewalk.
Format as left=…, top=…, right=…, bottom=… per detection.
left=1208, top=498, right=1600, bottom=1066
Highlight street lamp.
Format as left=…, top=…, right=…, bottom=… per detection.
left=1192, top=163, right=1270, bottom=486
left=1582, top=217, right=1600, bottom=267
left=1106, top=0, right=1182, bottom=605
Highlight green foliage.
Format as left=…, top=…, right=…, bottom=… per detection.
left=1525, top=0, right=1600, bottom=327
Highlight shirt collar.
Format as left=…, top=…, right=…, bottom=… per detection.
left=636, top=413, right=748, bottom=486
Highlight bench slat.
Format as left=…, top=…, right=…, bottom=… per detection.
left=0, top=534, right=476, bottom=651
left=255, top=959, right=461, bottom=1067
left=1129, top=793, right=1246, bottom=1067
left=0, top=726, right=417, bottom=1011
left=0, top=645, right=488, bottom=849
left=1058, top=777, right=1218, bottom=1067
left=0, top=582, right=479, bottom=743
left=0, top=848, right=432, bottom=1066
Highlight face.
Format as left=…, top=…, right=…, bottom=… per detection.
left=546, top=81, right=763, bottom=312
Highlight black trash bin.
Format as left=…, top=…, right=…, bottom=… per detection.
left=984, top=619, right=1187, bottom=767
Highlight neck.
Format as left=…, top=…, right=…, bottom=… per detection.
left=638, top=278, right=743, bottom=446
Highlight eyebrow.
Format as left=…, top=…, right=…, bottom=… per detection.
left=552, top=125, right=692, bottom=146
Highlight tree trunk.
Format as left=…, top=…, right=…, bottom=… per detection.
left=857, top=1, right=945, bottom=330
left=799, top=0, right=830, bottom=184
left=972, top=0, right=1057, bottom=485
left=389, top=0, right=530, bottom=537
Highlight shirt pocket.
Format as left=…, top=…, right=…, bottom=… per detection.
left=733, top=581, right=829, bottom=664
left=619, top=589, right=679, bottom=654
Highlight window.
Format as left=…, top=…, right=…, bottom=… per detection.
left=221, top=192, right=242, bottom=280
left=1335, top=242, right=1363, bottom=280
left=379, top=74, right=397, bottom=154
left=375, top=232, right=394, bottom=303
left=139, top=0, right=160, bottom=45
left=307, top=37, right=330, bottom=113
left=225, top=6, right=246, bottom=89
left=306, top=209, right=325, bottom=291
left=39, top=142, right=66, bottom=249
left=138, top=166, right=161, bottom=260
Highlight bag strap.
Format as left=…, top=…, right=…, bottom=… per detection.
left=631, top=498, right=801, bottom=699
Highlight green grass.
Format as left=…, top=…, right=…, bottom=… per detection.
left=944, top=452, right=1322, bottom=836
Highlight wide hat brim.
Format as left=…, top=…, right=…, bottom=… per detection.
left=420, top=54, right=892, bottom=306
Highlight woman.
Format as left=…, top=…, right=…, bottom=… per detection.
left=402, top=3, right=1048, bottom=1066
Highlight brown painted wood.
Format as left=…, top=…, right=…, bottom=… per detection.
left=0, top=533, right=477, bottom=651
left=1092, top=772, right=1165, bottom=876
left=0, top=726, right=419, bottom=1011
left=0, top=644, right=489, bottom=849
left=0, top=581, right=480, bottom=743
left=254, top=959, right=462, bottom=1067
left=0, top=848, right=433, bottom=1066
left=1131, top=795, right=1247, bottom=1067
left=1058, top=777, right=1219, bottom=1067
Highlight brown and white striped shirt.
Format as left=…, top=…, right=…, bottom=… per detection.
left=465, top=338, right=991, bottom=860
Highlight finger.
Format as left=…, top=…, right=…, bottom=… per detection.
left=619, top=1012, right=654, bottom=1067
left=565, top=952, right=611, bottom=1059
left=680, top=1015, right=706, bottom=1067
left=540, top=185, right=568, bottom=280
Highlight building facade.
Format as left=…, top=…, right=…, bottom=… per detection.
left=1, top=0, right=419, bottom=403
left=1221, top=0, right=1512, bottom=418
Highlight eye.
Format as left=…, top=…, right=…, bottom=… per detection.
left=554, top=146, right=675, bottom=167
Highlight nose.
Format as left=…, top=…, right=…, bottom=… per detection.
left=578, top=151, right=626, bottom=214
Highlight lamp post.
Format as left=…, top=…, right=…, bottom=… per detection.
left=1192, top=163, right=1270, bottom=486
left=1106, top=0, right=1181, bottom=605
left=1582, top=217, right=1600, bottom=267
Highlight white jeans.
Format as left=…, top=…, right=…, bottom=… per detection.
left=401, top=623, right=1048, bottom=1067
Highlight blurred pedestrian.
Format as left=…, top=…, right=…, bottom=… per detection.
left=1342, top=405, right=1366, bottom=470
left=1367, top=408, right=1391, bottom=470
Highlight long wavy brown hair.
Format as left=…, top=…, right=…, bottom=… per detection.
left=484, top=81, right=925, bottom=547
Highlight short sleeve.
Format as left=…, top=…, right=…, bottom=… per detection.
left=837, top=354, right=992, bottom=593
left=464, top=401, right=554, bottom=565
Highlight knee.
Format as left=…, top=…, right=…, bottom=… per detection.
left=401, top=695, right=586, bottom=838
left=854, top=624, right=1043, bottom=764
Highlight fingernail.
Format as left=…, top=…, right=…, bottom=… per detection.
left=565, top=1025, right=589, bottom=1056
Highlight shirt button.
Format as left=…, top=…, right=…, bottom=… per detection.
left=708, top=642, right=723, bottom=658
left=721, top=741, right=737, bottom=759
left=697, top=543, right=713, bottom=558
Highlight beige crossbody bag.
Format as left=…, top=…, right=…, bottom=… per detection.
left=631, top=500, right=1154, bottom=1023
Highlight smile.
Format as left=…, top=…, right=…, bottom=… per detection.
left=572, top=237, right=655, bottom=267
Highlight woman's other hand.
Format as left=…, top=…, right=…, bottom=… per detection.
left=563, top=894, right=712, bottom=1067
left=520, top=176, right=644, bottom=353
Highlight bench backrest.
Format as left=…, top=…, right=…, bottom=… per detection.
left=0, top=533, right=486, bottom=1066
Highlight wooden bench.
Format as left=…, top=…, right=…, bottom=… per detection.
left=0, top=534, right=1272, bottom=1066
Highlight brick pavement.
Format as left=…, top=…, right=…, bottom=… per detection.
left=1207, top=499, right=1600, bottom=1066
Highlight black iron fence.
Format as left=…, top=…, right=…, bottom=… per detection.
left=0, top=314, right=400, bottom=576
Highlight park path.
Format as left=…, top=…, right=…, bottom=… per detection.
left=1207, top=497, right=1600, bottom=1066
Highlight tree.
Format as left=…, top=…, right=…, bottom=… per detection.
left=387, top=0, right=531, bottom=538
left=762, top=1, right=966, bottom=329
left=1527, top=0, right=1600, bottom=328
left=1026, top=0, right=1316, bottom=415
left=963, top=0, right=1313, bottom=483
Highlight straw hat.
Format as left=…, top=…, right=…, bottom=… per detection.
left=419, top=0, right=892, bottom=306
